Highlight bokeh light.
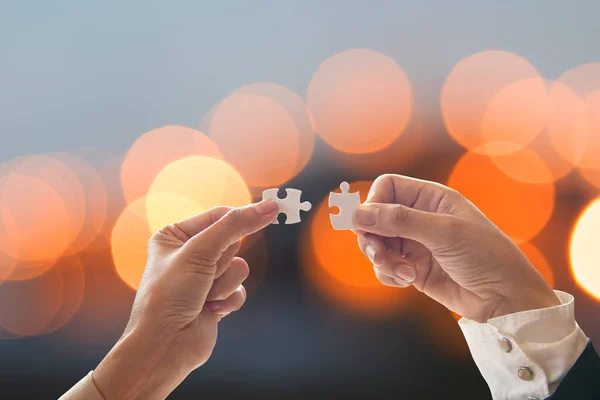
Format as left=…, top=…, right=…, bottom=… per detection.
left=0, top=155, right=86, bottom=263
left=0, top=173, right=72, bottom=263
left=489, top=146, right=554, bottom=184
left=301, top=181, right=412, bottom=317
left=441, top=50, right=542, bottom=155
left=146, top=156, right=251, bottom=233
left=518, top=241, right=555, bottom=287
left=570, top=198, right=600, bottom=300
left=555, top=63, right=600, bottom=98
left=121, top=125, right=223, bottom=204
left=210, top=92, right=301, bottom=188
left=306, top=49, right=412, bottom=154
left=0, top=264, right=64, bottom=336
left=448, top=150, right=555, bottom=242
left=233, top=82, right=316, bottom=180
left=481, top=77, right=547, bottom=153
left=545, top=81, right=588, bottom=172
left=111, top=196, right=153, bottom=291
left=576, top=90, right=600, bottom=187
left=51, top=152, right=108, bottom=254
left=39, top=255, right=86, bottom=335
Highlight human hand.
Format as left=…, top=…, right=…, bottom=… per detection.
left=354, top=174, right=560, bottom=323
left=93, top=200, right=278, bottom=400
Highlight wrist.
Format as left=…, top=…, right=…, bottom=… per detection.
left=93, top=326, right=193, bottom=400
left=491, top=287, right=560, bottom=319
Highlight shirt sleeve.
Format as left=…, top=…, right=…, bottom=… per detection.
left=59, top=371, right=105, bottom=400
left=458, top=291, right=589, bottom=400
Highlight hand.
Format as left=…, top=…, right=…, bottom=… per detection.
left=93, top=200, right=278, bottom=400
left=354, top=174, right=560, bottom=323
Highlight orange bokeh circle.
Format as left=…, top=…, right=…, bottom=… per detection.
left=545, top=81, right=589, bottom=170
left=570, top=198, right=600, bottom=300
left=481, top=77, right=548, bottom=154
left=0, top=264, right=64, bottom=336
left=38, top=255, right=86, bottom=335
left=52, top=152, right=108, bottom=254
left=490, top=146, right=554, bottom=184
left=577, top=90, right=600, bottom=172
left=146, top=156, right=251, bottom=233
left=555, top=63, right=600, bottom=98
left=306, top=49, right=412, bottom=154
left=448, top=150, right=555, bottom=242
left=121, top=125, right=223, bottom=204
left=517, top=241, right=555, bottom=288
left=302, top=181, right=411, bottom=317
left=441, top=50, right=542, bottom=155
left=233, top=82, right=316, bottom=180
left=210, top=93, right=300, bottom=188
left=0, top=173, right=72, bottom=263
left=111, top=196, right=153, bottom=291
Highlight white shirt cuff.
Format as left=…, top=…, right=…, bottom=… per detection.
left=458, top=291, right=588, bottom=400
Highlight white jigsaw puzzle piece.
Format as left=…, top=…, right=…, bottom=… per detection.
left=262, top=188, right=312, bottom=224
left=329, top=181, right=361, bottom=230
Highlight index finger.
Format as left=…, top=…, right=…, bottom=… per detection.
left=183, top=199, right=278, bottom=258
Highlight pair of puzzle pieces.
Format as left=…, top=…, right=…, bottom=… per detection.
left=262, top=182, right=360, bottom=230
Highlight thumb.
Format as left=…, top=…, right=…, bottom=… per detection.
left=353, top=202, right=452, bottom=245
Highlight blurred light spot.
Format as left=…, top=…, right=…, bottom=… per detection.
left=67, top=146, right=126, bottom=251
left=328, top=110, right=426, bottom=176
left=481, top=77, right=547, bottom=154
left=0, top=155, right=86, bottom=260
left=448, top=150, right=555, bottom=242
left=441, top=50, right=542, bottom=155
left=121, top=125, right=223, bottom=204
left=111, top=196, right=153, bottom=291
left=546, top=81, right=589, bottom=170
left=147, top=156, right=251, bottom=232
left=576, top=90, right=600, bottom=174
left=0, top=265, right=64, bottom=336
left=145, top=193, right=205, bottom=234
left=301, top=181, right=411, bottom=318
left=306, top=49, right=412, bottom=154
left=0, top=251, right=17, bottom=285
left=39, top=255, right=85, bottom=334
left=0, top=173, right=72, bottom=262
left=490, top=146, right=554, bottom=184
left=2, top=258, right=57, bottom=282
left=234, top=82, right=316, bottom=180
left=52, top=152, right=108, bottom=254
left=570, top=198, right=600, bottom=300
left=517, top=241, right=555, bottom=287
left=555, top=63, right=600, bottom=98
left=210, top=93, right=300, bottom=187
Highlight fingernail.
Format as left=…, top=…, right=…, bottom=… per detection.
left=354, top=205, right=377, bottom=226
left=365, top=244, right=377, bottom=264
left=255, top=199, right=278, bottom=215
left=394, top=264, right=416, bottom=283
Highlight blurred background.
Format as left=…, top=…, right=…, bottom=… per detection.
left=1, top=1, right=600, bottom=398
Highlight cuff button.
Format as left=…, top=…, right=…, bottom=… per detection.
left=498, top=337, right=512, bottom=353
left=518, top=366, right=534, bottom=381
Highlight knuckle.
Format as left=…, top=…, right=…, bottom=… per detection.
left=392, top=205, right=411, bottom=225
